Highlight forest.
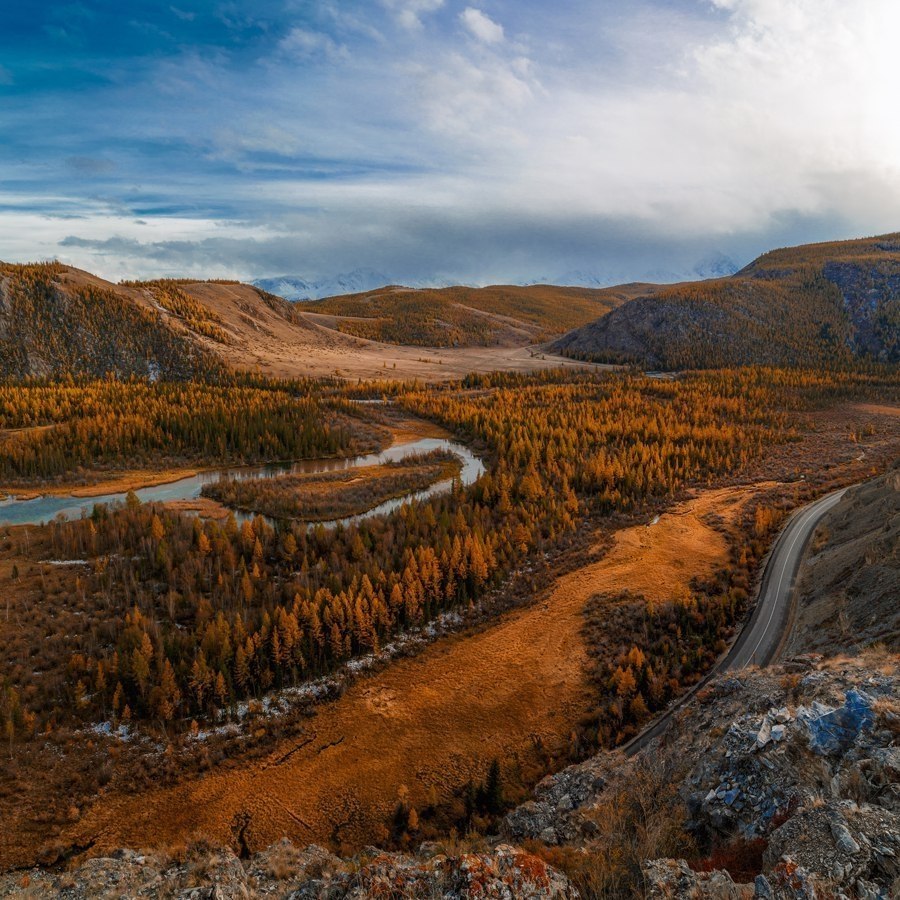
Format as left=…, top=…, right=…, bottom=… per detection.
left=201, top=449, right=461, bottom=521
left=4, top=366, right=892, bottom=744
left=0, top=379, right=372, bottom=484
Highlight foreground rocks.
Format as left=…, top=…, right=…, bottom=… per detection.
left=506, top=655, right=900, bottom=898
left=0, top=842, right=578, bottom=899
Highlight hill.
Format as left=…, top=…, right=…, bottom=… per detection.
left=0, top=264, right=608, bottom=381
left=0, top=263, right=223, bottom=380
left=785, top=464, right=900, bottom=656
left=304, top=283, right=645, bottom=347
left=551, top=233, right=900, bottom=369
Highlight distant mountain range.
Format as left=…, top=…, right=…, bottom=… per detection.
left=252, top=254, right=742, bottom=301
left=253, top=270, right=398, bottom=301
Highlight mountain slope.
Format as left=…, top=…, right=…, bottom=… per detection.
left=0, top=262, right=617, bottom=380
left=0, top=263, right=222, bottom=380
left=551, top=233, right=900, bottom=369
left=304, top=283, right=641, bottom=347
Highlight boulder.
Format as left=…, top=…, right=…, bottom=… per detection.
left=797, top=690, right=875, bottom=756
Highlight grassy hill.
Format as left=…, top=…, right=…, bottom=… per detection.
left=0, top=263, right=633, bottom=379
left=305, top=283, right=639, bottom=347
left=551, top=233, right=900, bottom=369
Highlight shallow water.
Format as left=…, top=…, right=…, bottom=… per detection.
left=0, top=438, right=485, bottom=528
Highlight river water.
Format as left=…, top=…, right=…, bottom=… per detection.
left=0, top=437, right=485, bottom=528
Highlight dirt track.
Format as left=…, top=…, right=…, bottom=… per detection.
left=62, top=484, right=756, bottom=859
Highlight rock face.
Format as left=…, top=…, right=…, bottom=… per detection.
left=821, top=260, right=900, bottom=361
left=785, top=469, right=900, bottom=657
left=0, top=842, right=578, bottom=899
left=507, top=657, right=900, bottom=899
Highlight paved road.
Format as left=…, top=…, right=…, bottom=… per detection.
left=623, top=484, right=849, bottom=755
left=724, top=486, right=847, bottom=670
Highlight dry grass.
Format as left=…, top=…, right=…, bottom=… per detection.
left=179, top=278, right=615, bottom=381
left=530, top=757, right=695, bottom=898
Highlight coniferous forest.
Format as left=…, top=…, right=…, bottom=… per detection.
left=2, top=365, right=895, bottom=741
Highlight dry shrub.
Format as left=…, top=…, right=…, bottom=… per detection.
left=528, top=757, right=694, bottom=898
left=264, top=843, right=297, bottom=880
left=779, top=672, right=802, bottom=702
left=873, top=696, right=900, bottom=737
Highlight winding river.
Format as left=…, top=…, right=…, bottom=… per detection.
left=0, top=437, right=485, bottom=528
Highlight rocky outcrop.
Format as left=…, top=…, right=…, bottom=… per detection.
left=643, top=859, right=754, bottom=899
left=0, top=842, right=577, bottom=899
left=506, top=657, right=900, bottom=899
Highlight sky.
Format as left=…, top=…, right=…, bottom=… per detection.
left=2, top=0, right=900, bottom=285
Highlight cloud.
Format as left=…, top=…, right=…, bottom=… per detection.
left=460, top=8, right=504, bottom=44
left=66, top=156, right=116, bottom=175
left=3, top=0, right=900, bottom=286
left=278, top=27, right=347, bottom=61
left=380, top=0, right=444, bottom=31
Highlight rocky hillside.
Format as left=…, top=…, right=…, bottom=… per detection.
left=0, top=263, right=222, bottom=380
left=504, top=655, right=900, bottom=898
left=785, top=466, right=899, bottom=657
left=551, top=233, right=900, bottom=369
left=11, top=656, right=897, bottom=898
left=0, top=841, right=577, bottom=898
left=0, top=263, right=369, bottom=380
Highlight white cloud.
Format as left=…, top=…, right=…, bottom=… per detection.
left=278, top=27, right=347, bottom=61
left=403, top=0, right=900, bottom=239
left=7, top=0, right=900, bottom=284
left=380, top=0, right=444, bottom=31
left=460, top=8, right=504, bottom=44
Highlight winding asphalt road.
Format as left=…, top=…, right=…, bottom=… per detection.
left=623, top=484, right=850, bottom=755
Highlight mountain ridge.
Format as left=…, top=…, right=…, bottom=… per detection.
left=551, top=232, right=900, bottom=369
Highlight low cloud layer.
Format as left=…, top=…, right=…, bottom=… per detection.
left=1, top=0, right=899, bottom=284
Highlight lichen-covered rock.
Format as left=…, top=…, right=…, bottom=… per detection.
left=0, top=842, right=577, bottom=900
left=796, top=689, right=875, bottom=756
left=502, top=750, right=610, bottom=845
left=643, top=858, right=753, bottom=899
left=289, top=844, right=578, bottom=899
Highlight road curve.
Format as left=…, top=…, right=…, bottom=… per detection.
left=623, top=484, right=850, bottom=756
left=723, top=486, right=847, bottom=670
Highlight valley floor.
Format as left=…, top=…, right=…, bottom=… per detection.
left=0, top=399, right=896, bottom=871
left=53, top=483, right=759, bottom=861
